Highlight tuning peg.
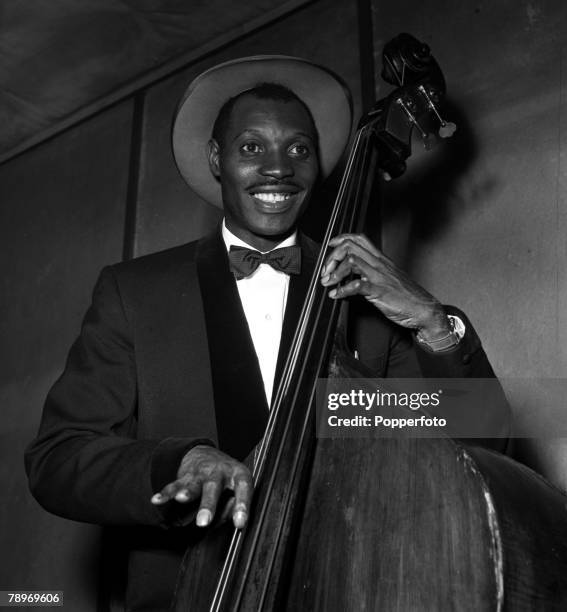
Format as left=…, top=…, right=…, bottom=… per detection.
left=396, top=97, right=437, bottom=150
left=396, top=98, right=427, bottom=139
left=438, top=121, right=457, bottom=138
left=417, top=85, right=457, bottom=139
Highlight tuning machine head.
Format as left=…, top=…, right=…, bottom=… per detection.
left=417, top=85, right=457, bottom=139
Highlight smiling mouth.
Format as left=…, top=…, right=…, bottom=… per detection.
left=250, top=192, right=297, bottom=203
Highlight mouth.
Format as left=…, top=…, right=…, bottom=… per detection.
left=248, top=184, right=304, bottom=211
left=250, top=192, right=296, bottom=204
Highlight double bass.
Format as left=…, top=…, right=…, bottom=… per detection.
left=174, top=34, right=567, bottom=611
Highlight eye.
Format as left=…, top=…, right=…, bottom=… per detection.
left=240, top=142, right=262, bottom=154
left=289, top=143, right=310, bottom=157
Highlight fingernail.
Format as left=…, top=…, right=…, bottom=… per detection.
left=321, top=274, right=329, bottom=284
left=151, top=493, right=163, bottom=504
left=175, top=490, right=189, bottom=502
left=233, top=510, right=247, bottom=529
left=196, top=509, right=212, bottom=527
left=328, top=289, right=337, bottom=298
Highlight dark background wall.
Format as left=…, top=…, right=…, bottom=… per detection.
left=372, top=0, right=567, bottom=485
left=0, top=101, right=133, bottom=610
left=1, top=0, right=565, bottom=609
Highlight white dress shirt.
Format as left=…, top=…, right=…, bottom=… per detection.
left=222, top=222, right=296, bottom=405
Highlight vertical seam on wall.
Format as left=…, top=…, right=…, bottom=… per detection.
left=356, top=0, right=382, bottom=245
left=556, top=48, right=563, bottom=361
left=123, top=91, right=146, bottom=261
left=356, top=0, right=377, bottom=111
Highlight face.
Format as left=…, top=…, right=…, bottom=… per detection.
left=208, top=94, right=319, bottom=251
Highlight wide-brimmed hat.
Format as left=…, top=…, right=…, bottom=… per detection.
left=172, top=55, right=353, bottom=208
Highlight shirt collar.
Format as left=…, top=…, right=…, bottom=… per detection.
left=221, top=219, right=297, bottom=253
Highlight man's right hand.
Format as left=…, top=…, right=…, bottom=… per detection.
left=150, top=445, right=253, bottom=529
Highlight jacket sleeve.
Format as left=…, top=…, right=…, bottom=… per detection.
left=382, top=305, right=510, bottom=452
left=412, top=306, right=497, bottom=378
left=25, top=267, right=210, bottom=527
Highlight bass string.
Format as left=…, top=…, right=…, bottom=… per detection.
left=209, top=123, right=375, bottom=612
left=253, top=126, right=367, bottom=480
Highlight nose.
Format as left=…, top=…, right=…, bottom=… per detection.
left=259, top=149, right=294, bottom=180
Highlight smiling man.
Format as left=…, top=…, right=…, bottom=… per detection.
left=209, top=84, right=319, bottom=249
left=25, top=56, right=506, bottom=611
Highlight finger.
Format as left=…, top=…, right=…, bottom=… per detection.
left=322, top=237, right=361, bottom=278
left=231, top=470, right=253, bottom=529
left=328, top=277, right=372, bottom=300
left=196, top=478, right=223, bottom=527
left=174, top=477, right=204, bottom=503
left=324, top=253, right=378, bottom=290
left=151, top=492, right=167, bottom=505
left=151, top=480, right=190, bottom=504
left=321, top=238, right=378, bottom=281
left=151, top=478, right=201, bottom=505
left=328, top=233, right=382, bottom=258
left=322, top=253, right=364, bottom=287
left=326, top=256, right=377, bottom=298
left=353, top=235, right=382, bottom=258
left=320, top=245, right=347, bottom=280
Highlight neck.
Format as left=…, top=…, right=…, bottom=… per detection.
left=224, top=221, right=297, bottom=252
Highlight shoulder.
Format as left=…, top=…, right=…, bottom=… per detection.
left=110, top=240, right=200, bottom=281
left=94, top=236, right=211, bottom=311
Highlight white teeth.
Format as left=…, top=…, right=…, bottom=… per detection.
left=251, top=192, right=293, bottom=203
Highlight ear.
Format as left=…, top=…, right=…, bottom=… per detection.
left=207, top=139, right=221, bottom=179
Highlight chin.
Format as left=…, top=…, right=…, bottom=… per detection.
left=252, top=217, right=297, bottom=238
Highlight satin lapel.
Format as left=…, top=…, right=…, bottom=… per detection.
left=134, top=242, right=217, bottom=443
left=196, top=231, right=269, bottom=461
left=273, top=234, right=320, bottom=402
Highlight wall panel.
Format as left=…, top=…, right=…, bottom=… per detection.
left=0, top=100, right=133, bottom=610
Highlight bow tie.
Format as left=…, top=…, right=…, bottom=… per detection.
left=228, top=245, right=302, bottom=280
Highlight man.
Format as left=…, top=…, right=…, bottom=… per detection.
left=26, top=56, right=505, bottom=611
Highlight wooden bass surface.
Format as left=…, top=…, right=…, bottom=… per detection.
left=286, top=437, right=567, bottom=611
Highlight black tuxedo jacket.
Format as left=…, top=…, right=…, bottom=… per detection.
left=25, top=230, right=500, bottom=611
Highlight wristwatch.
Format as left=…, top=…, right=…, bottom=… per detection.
left=415, top=315, right=465, bottom=352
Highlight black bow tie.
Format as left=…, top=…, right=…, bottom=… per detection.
left=228, top=245, right=302, bottom=280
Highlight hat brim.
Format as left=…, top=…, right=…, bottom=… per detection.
left=172, top=55, right=353, bottom=208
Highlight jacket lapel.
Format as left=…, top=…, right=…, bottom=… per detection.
left=196, top=231, right=269, bottom=461
left=134, top=242, right=218, bottom=444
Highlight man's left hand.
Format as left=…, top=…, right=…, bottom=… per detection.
left=321, top=233, right=450, bottom=342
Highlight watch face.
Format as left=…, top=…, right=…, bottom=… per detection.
left=448, top=314, right=466, bottom=340
left=416, top=317, right=461, bottom=352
